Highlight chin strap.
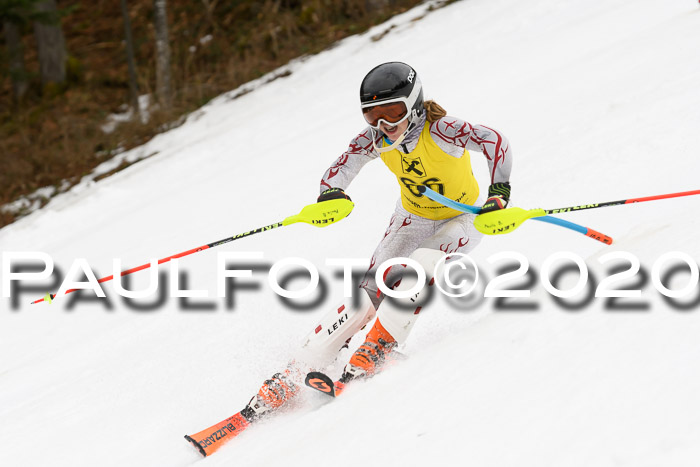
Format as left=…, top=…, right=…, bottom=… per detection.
left=372, top=130, right=407, bottom=154
left=371, top=114, right=421, bottom=154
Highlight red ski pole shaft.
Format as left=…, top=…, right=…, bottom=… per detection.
left=623, top=189, right=700, bottom=204
left=31, top=198, right=355, bottom=305
left=31, top=221, right=284, bottom=304
left=546, top=189, right=700, bottom=214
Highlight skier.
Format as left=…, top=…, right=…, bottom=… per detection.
left=247, top=61, right=513, bottom=414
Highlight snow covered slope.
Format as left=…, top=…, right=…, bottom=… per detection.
left=2, top=0, right=700, bottom=465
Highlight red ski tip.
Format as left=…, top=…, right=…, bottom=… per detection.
left=184, top=411, right=251, bottom=457
left=184, top=435, right=207, bottom=457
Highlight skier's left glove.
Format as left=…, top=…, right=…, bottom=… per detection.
left=480, top=182, right=511, bottom=214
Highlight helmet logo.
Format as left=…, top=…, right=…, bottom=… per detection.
left=407, top=70, right=415, bottom=83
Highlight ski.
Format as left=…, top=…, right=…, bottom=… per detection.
left=187, top=360, right=406, bottom=455
left=305, top=351, right=408, bottom=398
left=304, top=371, right=348, bottom=397
left=184, top=406, right=256, bottom=457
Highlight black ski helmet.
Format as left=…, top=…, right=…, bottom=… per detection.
left=360, top=62, right=424, bottom=129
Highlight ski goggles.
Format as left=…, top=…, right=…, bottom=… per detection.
left=362, top=99, right=409, bottom=128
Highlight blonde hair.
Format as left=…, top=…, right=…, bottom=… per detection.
left=424, top=100, right=447, bottom=123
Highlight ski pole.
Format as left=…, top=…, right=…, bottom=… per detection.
left=419, top=187, right=613, bottom=245
left=31, top=198, right=354, bottom=304
left=545, top=189, right=700, bottom=214
left=468, top=188, right=700, bottom=237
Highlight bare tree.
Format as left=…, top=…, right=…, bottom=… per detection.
left=32, top=0, right=66, bottom=88
left=2, top=0, right=48, bottom=103
left=201, top=0, right=220, bottom=33
left=153, top=0, right=172, bottom=111
left=3, top=19, right=29, bottom=103
left=120, top=0, right=142, bottom=119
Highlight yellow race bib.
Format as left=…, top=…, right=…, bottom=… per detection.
left=380, top=122, right=479, bottom=220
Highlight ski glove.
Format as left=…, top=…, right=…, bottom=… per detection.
left=480, top=182, right=511, bottom=214
left=317, top=188, right=352, bottom=203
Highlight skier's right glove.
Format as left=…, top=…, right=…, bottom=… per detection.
left=317, top=188, right=352, bottom=203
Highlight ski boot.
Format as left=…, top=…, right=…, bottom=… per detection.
left=341, top=318, right=397, bottom=383
left=245, top=367, right=301, bottom=419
